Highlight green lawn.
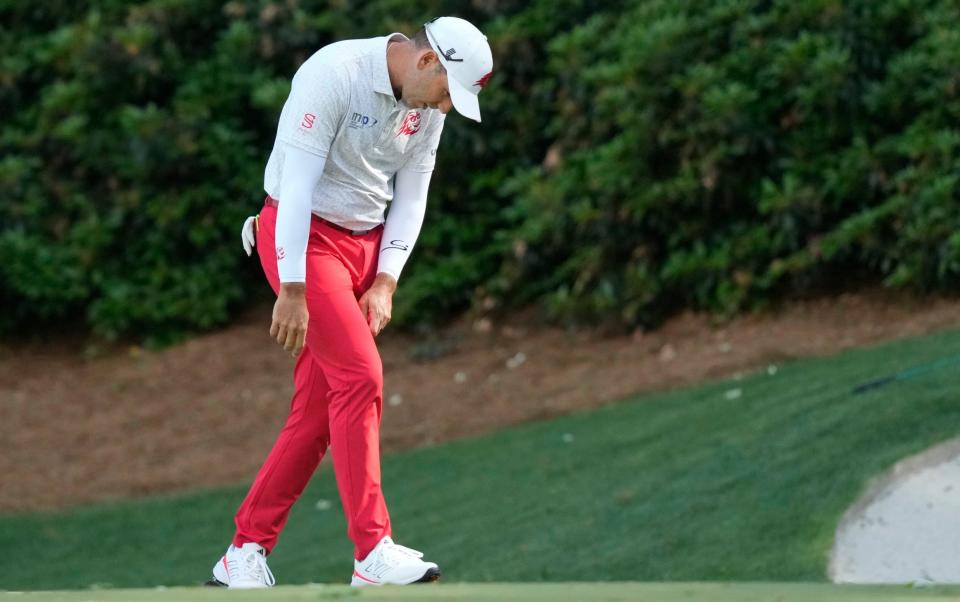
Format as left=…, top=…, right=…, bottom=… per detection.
left=2, top=328, right=960, bottom=591
left=5, top=583, right=960, bottom=602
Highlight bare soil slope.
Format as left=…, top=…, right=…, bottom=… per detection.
left=2, top=291, right=959, bottom=512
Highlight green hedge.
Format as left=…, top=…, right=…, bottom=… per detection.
left=498, top=0, right=960, bottom=326
left=1, top=0, right=958, bottom=341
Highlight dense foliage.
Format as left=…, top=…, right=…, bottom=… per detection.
left=1, top=0, right=958, bottom=341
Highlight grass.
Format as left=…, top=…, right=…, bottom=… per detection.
left=2, top=328, right=960, bottom=592
left=5, top=583, right=960, bottom=602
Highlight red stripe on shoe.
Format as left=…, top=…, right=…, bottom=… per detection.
left=352, top=570, right=379, bottom=584
left=222, top=557, right=229, bottom=583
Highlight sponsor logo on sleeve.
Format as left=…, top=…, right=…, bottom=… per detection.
left=300, top=113, right=316, bottom=129
left=382, top=240, right=410, bottom=252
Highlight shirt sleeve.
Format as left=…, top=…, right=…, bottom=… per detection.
left=275, top=61, right=351, bottom=158
left=402, top=112, right=445, bottom=173
left=377, top=168, right=432, bottom=281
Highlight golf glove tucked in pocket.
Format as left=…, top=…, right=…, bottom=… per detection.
left=241, top=215, right=257, bottom=256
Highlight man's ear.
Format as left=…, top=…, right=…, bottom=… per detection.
left=417, top=49, right=439, bottom=70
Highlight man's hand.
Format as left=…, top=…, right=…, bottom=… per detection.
left=358, top=273, right=397, bottom=337
left=270, top=283, right=308, bottom=357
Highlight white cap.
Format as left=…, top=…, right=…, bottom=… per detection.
left=423, top=17, right=493, bottom=122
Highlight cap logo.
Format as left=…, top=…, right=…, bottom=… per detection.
left=425, top=21, right=464, bottom=63
left=441, top=47, right=463, bottom=63
left=474, top=71, right=492, bottom=88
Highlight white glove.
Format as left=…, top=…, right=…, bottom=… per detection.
left=241, top=215, right=257, bottom=256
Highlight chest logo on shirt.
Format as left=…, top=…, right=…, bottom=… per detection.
left=395, top=111, right=422, bottom=137
left=349, top=112, right=379, bottom=129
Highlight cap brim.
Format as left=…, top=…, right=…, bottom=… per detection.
left=448, top=76, right=481, bottom=122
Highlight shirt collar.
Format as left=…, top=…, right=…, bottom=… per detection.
left=374, top=33, right=409, bottom=98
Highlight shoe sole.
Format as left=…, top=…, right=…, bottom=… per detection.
left=205, top=578, right=227, bottom=587
left=415, top=566, right=442, bottom=583
left=351, top=566, right=442, bottom=587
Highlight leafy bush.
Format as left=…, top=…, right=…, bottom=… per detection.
left=1, top=0, right=958, bottom=341
left=495, top=0, right=960, bottom=327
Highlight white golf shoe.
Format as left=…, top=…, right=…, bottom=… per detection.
left=351, top=536, right=441, bottom=586
left=209, top=542, right=276, bottom=589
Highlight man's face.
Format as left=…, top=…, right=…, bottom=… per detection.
left=404, top=52, right=454, bottom=114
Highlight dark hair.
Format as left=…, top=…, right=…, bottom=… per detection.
left=412, top=26, right=446, bottom=73
left=412, top=27, right=431, bottom=50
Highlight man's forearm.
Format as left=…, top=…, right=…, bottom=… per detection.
left=378, top=168, right=431, bottom=281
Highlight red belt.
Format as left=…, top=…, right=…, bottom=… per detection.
left=263, top=196, right=379, bottom=236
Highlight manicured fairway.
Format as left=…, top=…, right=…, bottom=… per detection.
left=5, top=583, right=960, bottom=602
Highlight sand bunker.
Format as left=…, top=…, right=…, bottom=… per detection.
left=830, top=437, right=960, bottom=583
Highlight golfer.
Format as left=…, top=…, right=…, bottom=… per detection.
left=207, top=16, right=493, bottom=588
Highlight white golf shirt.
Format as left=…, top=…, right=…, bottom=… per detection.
left=264, top=33, right=445, bottom=232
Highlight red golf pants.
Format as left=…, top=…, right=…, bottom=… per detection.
left=233, top=200, right=391, bottom=560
